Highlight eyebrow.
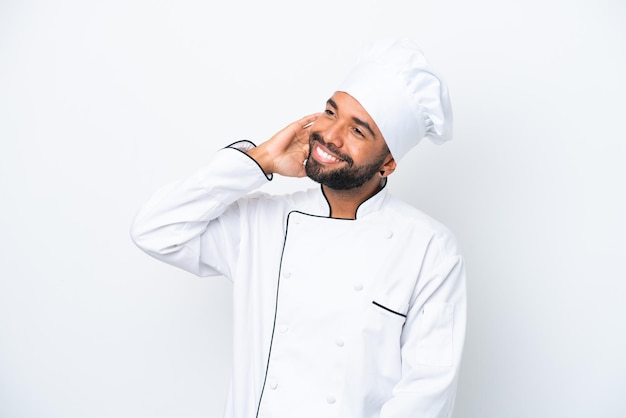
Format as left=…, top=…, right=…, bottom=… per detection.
left=327, top=98, right=377, bottom=139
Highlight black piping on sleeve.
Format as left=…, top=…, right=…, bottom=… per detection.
left=225, top=140, right=274, bottom=181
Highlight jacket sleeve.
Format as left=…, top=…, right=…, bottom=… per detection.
left=129, top=142, right=270, bottom=279
left=379, top=234, right=467, bottom=418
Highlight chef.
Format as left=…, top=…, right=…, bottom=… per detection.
left=131, top=38, right=467, bottom=418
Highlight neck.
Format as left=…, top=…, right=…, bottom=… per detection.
left=322, top=176, right=385, bottom=220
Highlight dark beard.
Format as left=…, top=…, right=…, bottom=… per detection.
left=305, top=132, right=387, bottom=190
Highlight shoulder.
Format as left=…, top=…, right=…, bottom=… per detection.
left=384, top=195, right=461, bottom=257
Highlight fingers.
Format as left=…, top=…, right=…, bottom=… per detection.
left=296, top=112, right=321, bottom=129
left=291, top=112, right=321, bottom=143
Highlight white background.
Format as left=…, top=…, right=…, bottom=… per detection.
left=1, top=0, right=625, bottom=417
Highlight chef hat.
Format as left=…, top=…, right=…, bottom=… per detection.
left=336, top=38, right=453, bottom=160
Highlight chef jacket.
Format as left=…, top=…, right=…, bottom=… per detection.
left=131, top=141, right=467, bottom=418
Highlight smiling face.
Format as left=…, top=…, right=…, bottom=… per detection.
left=305, top=92, right=395, bottom=191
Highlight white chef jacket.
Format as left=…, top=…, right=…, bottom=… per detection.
left=131, top=141, right=467, bottom=418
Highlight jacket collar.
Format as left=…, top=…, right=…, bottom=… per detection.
left=313, top=179, right=390, bottom=220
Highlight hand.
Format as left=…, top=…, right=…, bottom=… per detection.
left=248, top=113, right=320, bottom=177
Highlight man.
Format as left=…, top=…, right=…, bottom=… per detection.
left=131, top=38, right=466, bottom=418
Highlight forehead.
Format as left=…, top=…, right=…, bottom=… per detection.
left=329, top=91, right=384, bottom=139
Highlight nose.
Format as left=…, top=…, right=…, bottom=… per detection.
left=319, top=120, right=344, bottom=148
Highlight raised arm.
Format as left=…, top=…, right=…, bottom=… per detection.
left=130, top=113, right=319, bottom=278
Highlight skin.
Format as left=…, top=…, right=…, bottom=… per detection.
left=248, top=91, right=396, bottom=219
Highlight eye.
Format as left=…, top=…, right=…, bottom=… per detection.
left=325, top=108, right=335, bottom=117
left=353, top=127, right=364, bottom=137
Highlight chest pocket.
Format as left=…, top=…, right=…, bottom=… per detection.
left=361, top=287, right=409, bottom=339
left=371, top=299, right=408, bottom=319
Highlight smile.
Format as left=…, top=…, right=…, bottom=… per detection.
left=313, top=143, right=344, bottom=164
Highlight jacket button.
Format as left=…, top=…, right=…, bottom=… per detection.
left=353, top=283, right=363, bottom=291
left=385, top=230, right=393, bottom=239
left=326, top=395, right=336, bottom=404
left=279, top=325, right=289, bottom=334
left=269, top=380, right=278, bottom=390
left=335, top=338, right=344, bottom=347
left=283, top=271, right=292, bottom=279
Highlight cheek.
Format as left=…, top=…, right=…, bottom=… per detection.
left=351, top=144, right=373, bottom=161
left=353, top=144, right=387, bottom=167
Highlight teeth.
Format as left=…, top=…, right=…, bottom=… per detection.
left=316, top=145, right=342, bottom=162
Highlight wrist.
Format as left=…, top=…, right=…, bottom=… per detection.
left=246, top=146, right=274, bottom=176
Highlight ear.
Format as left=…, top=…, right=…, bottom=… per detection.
left=379, top=155, right=397, bottom=178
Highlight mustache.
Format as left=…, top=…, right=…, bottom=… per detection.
left=309, top=132, right=353, bottom=165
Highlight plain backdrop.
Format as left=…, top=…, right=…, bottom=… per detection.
left=1, top=0, right=625, bottom=417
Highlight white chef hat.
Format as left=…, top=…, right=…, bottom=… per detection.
left=336, top=38, right=453, bottom=160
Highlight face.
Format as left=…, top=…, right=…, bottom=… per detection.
left=305, top=92, right=394, bottom=190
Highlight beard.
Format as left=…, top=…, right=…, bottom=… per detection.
left=305, top=132, right=388, bottom=190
